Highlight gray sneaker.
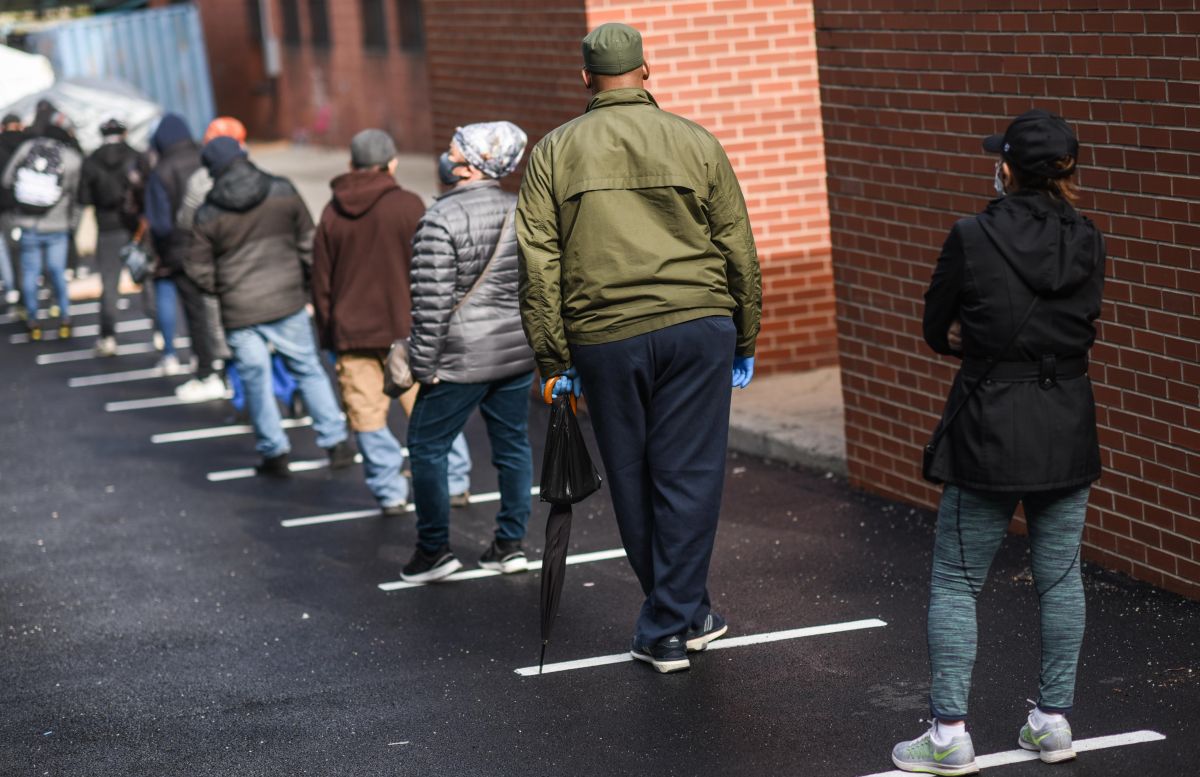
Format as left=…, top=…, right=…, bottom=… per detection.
left=1019, top=714, right=1076, bottom=763
left=891, top=726, right=979, bottom=775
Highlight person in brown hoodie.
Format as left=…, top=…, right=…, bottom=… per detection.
left=312, top=129, right=471, bottom=513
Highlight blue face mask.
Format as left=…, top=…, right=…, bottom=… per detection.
left=438, top=152, right=468, bottom=186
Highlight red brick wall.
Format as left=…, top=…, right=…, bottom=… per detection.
left=426, top=0, right=838, bottom=374
left=197, top=0, right=433, bottom=151
left=815, top=2, right=1200, bottom=598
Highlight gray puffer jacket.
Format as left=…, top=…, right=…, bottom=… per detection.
left=410, top=180, right=534, bottom=384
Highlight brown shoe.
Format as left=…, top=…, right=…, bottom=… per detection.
left=449, top=490, right=471, bottom=508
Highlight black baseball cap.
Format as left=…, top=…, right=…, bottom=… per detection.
left=100, top=118, right=127, bottom=136
left=1, top=113, right=20, bottom=125
left=983, top=109, right=1079, bottom=178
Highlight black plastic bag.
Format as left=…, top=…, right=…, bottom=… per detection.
left=539, top=394, right=602, bottom=505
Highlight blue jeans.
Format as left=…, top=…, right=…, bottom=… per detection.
left=928, top=485, right=1090, bottom=719
left=408, top=372, right=533, bottom=553
left=153, top=278, right=178, bottom=357
left=19, top=229, right=69, bottom=322
left=0, top=223, right=14, bottom=295
left=357, top=424, right=470, bottom=508
left=225, top=309, right=348, bottom=458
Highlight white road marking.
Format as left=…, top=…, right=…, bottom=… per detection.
left=10, top=317, right=153, bottom=343
left=36, top=337, right=190, bottom=365
left=105, top=390, right=232, bottom=413
left=515, top=618, right=889, bottom=677
left=152, top=417, right=313, bottom=444
left=69, top=364, right=194, bottom=388
left=0, top=298, right=128, bottom=325
left=378, top=548, right=627, bottom=591
left=281, top=487, right=542, bottom=528
left=206, top=454, right=364, bottom=482
left=858, top=730, right=1166, bottom=776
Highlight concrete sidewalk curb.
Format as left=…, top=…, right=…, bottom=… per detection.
left=727, top=366, right=848, bottom=475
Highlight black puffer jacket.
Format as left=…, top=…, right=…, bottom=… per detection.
left=923, top=190, right=1106, bottom=492
left=188, top=159, right=315, bottom=330
left=409, top=180, right=534, bottom=384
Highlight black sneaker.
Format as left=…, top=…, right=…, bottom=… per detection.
left=255, top=453, right=291, bottom=478
left=630, top=635, right=690, bottom=673
left=326, top=440, right=357, bottom=469
left=686, top=612, right=728, bottom=652
left=478, top=540, right=528, bottom=574
left=400, top=545, right=463, bottom=583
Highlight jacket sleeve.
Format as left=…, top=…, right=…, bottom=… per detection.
left=923, top=221, right=967, bottom=356
left=66, top=152, right=83, bottom=233
left=1, top=141, right=29, bottom=189
left=310, top=210, right=334, bottom=350
left=78, top=156, right=95, bottom=207
left=408, top=215, right=457, bottom=382
left=144, top=171, right=174, bottom=243
left=515, top=142, right=571, bottom=378
left=707, top=140, right=762, bottom=357
left=186, top=212, right=218, bottom=295
left=176, top=170, right=208, bottom=231
left=292, top=190, right=315, bottom=276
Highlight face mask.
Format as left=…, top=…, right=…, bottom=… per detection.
left=993, top=161, right=1006, bottom=196
left=438, top=152, right=468, bottom=186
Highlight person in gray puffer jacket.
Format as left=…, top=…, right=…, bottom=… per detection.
left=401, top=121, right=536, bottom=585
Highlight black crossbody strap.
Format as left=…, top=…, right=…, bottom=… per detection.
left=450, top=207, right=514, bottom=316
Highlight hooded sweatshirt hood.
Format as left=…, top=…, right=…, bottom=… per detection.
left=208, top=157, right=272, bottom=213
left=329, top=170, right=400, bottom=219
left=977, top=190, right=1100, bottom=298
left=93, top=140, right=134, bottom=170
left=152, top=114, right=193, bottom=154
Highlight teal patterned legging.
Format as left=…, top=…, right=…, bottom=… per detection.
left=928, top=485, right=1090, bottom=720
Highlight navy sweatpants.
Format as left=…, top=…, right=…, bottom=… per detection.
left=572, top=316, right=736, bottom=646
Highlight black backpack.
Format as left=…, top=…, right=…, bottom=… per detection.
left=92, top=157, right=134, bottom=211
left=13, top=139, right=67, bottom=214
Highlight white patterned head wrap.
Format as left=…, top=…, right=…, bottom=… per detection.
left=452, top=121, right=528, bottom=179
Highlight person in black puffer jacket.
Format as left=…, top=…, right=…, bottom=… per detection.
left=401, top=121, right=535, bottom=584
left=80, top=118, right=141, bottom=355
left=891, top=110, right=1105, bottom=776
left=188, top=137, right=350, bottom=477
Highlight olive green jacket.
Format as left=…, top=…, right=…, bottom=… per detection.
left=516, top=88, right=761, bottom=378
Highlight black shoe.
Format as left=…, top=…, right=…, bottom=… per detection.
left=400, top=545, right=463, bottom=583
left=685, top=612, right=728, bottom=652
left=630, top=635, right=690, bottom=673
left=478, top=539, right=528, bottom=574
left=27, top=324, right=42, bottom=341
left=255, top=453, right=291, bottom=478
left=326, top=440, right=356, bottom=469
left=380, top=501, right=409, bottom=517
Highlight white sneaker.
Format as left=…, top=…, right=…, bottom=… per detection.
left=94, top=336, right=118, bottom=357
left=174, top=373, right=227, bottom=402
left=4, top=289, right=18, bottom=304
left=153, top=331, right=165, bottom=351
left=158, top=354, right=181, bottom=376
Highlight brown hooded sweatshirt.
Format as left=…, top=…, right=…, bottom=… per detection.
left=311, top=170, right=426, bottom=352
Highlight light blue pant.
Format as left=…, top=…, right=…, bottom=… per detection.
left=357, top=428, right=470, bottom=508
left=0, top=225, right=14, bottom=295
left=19, top=229, right=69, bottom=322
left=225, top=309, right=347, bottom=458
left=928, top=485, right=1090, bottom=719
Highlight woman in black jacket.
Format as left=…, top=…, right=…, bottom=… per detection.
left=891, top=111, right=1105, bottom=776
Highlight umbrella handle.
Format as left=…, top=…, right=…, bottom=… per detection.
left=543, top=376, right=577, bottom=414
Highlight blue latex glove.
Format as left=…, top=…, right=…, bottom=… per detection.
left=732, top=356, right=755, bottom=389
left=541, top=367, right=582, bottom=400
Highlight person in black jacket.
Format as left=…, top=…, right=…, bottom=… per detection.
left=80, top=118, right=140, bottom=356
left=0, top=113, right=24, bottom=310
left=891, top=111, right=1105, bottom=776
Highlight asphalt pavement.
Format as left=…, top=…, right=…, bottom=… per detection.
left=1, top=294, right=1197, bottom=777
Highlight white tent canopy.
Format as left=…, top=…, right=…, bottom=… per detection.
left=0, top=77, right=162, bottom=154
left=0, top=45, right=55, bottom=111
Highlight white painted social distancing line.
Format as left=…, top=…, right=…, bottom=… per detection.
left=106, top=390, right=233, bottom=413
left=69, top=364, right=195, bottom=388
left=0, top=298, right=130, bottom=325
left=152, top=417, right=313, bottom=444
left=379, top=548, right=628, bottom=591
left=36, top=337, right=190, bottom=365
left=206, top=453, right=365, bottom=482
left=9, top=317, right=153, bottom=344
left=515, top=618, right=888, bottom=677
left=281, top=486, right=542, bottom=528
left=859, top=730, right=1166, bottom=777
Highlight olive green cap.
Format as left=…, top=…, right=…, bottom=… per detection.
left=581, top=23, right=644, bottom=75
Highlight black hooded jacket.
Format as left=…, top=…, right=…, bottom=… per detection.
left=80, top=140, right=140, bottom=232
left=0, top=128, right=26, bottom=212
left=923, top=190, right=1106, bottom=491
left=187, top=158, right=315, bottom=330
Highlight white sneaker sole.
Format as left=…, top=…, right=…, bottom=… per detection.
left=890, top=756, right=979, bottom=776
left=400, top=558, right=463, bottom=583
left=630, top=650, right=690, bottom=673
left=1018, top=738, right=1076, bottom=763
left=479, top=557, right=528, bottom=574
left=686, top=623, right=728, bottom=652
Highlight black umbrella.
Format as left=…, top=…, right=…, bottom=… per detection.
left=537, top=383, right=602, bottom=673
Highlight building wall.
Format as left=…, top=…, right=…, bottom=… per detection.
left=425, top=0, right=838, bottom=374
left=814, top=1, right=1200, bottom=598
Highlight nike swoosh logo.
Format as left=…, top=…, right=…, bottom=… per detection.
left=933, top=745, right=961, bottom=762
left=1033, top=731, right=1056, bottom=745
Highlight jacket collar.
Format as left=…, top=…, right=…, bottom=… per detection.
left=586, top=88, right=659, bottom=113
left=436, top=178, right=501, bottom=201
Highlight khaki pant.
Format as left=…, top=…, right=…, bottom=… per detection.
left=335, top=350, right=420, bottom=432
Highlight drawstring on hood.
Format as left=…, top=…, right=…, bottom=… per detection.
left=977, top=190, right=1100, bottom=298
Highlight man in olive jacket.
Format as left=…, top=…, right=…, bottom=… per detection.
left=516, top=23, right=762, bottom=673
